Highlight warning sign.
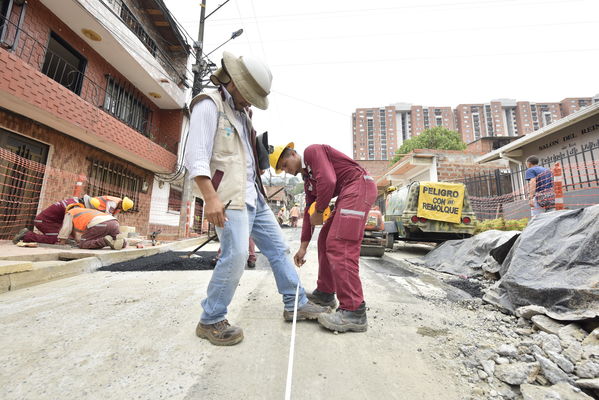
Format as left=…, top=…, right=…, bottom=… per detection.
left=417, top=182, right=465, bottom=223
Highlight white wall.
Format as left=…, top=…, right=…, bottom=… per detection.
left=148, top=180, right=179, bottom=226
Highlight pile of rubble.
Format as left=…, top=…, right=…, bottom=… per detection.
left=457, top=306, right=599, bottom=399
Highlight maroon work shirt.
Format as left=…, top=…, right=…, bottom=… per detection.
left=35, top=197, right=81, bottom=224
left=300, top=144, right=367, bottom=242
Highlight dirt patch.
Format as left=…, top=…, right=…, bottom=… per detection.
left=445, top=278, right=485, bottom=298
left=417, top=326, right=449, bottom=337
left=99, top=251, right=218, bottom=272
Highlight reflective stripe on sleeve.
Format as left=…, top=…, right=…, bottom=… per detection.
left=340, top=209, right=365, bottom=217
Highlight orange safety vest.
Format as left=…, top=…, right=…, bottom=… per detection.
left=90, top=195, right=122, bottom=213
left=66, top=208, right=109, bottom=232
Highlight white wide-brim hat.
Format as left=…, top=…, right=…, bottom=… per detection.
left=210, top=51, right=272, bottom=110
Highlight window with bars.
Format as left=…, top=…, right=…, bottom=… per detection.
left=87, top=159, right=142, bottom=212
left=103, top=76, right=152, bottom=136
left=168, top=187, right=182, bottom=213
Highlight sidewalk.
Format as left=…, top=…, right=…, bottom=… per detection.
left=0, top=236, right=208, bottom=294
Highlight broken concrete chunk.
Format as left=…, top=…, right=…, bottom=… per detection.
left=494, top=362, right=540, bottom=385
left=459, top=345, right=477, bottom=357
left=497, top=344, right=518, bottom=358
left=535, top=353, right=572, bottom=385
left=538, top=332, right=563, bottom=354
left=563, top=341, right=583, bottom=364
left=582, top=327, right=599, bottom=346
left=575, top=360, right=599, bottom=379
left=477, top=369, right=488, bottom=380
left=481, top=359, right=495, bottom=377
left=516, top=305, right=548, bottom=320
left=521, top=382, right=594, bottom=400
left=546, top=350, right=575, bottom=374
left=582, top=344, right=599, bottom=360
left=531, top=315, right=566, bottom=335
left=575, top=378, right=599, bottom=390
left=558, top=323, right=589, bottom=343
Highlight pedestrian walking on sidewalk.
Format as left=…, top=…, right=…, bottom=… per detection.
left=289, top=203, right=300, bottom=228
left=183, top=51, right=329, bottom=346
left=271, top=143, right=377, bottom=333
left=525, top=155, right=555, bottom=217
left=57, top=207, right=126, bottom=250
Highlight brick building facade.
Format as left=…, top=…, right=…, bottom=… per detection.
left=0, top=0, right=191, bottom=239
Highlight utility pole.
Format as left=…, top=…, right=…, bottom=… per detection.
left=192, top=0, right=207, bottom=97
left=180, top=0, right=207, bottom=238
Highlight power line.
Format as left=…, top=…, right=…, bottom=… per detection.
left=218, top=19, right=599, bottom=45
left=234, top=0, right=254, bottom=55
left=248, top=0, right=267, bottom=61
left=272, top=90, right=348, bottom=118
left=271, top=47, right=599, bottom=68
left=196, top=0, right=583, bottom=24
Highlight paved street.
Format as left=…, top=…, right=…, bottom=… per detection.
left=0, top=228, right=481, bottom=400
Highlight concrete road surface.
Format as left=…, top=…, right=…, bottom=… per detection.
left=0, top=228, right=470, bottom=400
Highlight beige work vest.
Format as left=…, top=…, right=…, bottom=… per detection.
left=190, top=91, right=254, bottom=210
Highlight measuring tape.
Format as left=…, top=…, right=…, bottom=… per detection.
left=284, top=281, right=300, bottom=400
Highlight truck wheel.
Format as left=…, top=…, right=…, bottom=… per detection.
left=360, top=245, right=385, bottom=257
left=385, top=233, right=394, bottom=249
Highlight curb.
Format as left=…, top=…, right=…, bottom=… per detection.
left=0, top=237, right=208, bottom=294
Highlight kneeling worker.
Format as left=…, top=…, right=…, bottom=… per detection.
left=86, top=195, right=134, bottom=215
left=57, top=206, right=126, bottom=250
left=271, top=143, right=377, bottom=333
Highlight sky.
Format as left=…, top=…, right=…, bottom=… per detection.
left=163, top=0, right=599, bottom=159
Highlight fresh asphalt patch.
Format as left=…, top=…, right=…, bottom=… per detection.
left=445, top=278, right=485, bottom=298
left=98, top=251, right=219, bottom=272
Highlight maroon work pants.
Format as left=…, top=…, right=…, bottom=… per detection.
left=79, top=220, right=120, bottom=249
left=316, top=176, right=377, bottom=311
left=23, top=220, right=62, bottom=244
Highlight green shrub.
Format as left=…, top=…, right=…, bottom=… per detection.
left=474, top=217, right=529, bottom=234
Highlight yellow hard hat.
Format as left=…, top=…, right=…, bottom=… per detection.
left=269, top=142, right=294, bottom=173
left=122, top=196, right=134, bottom=211
left=386, top=186, right=397, bottom=193
left=89, top=197, right=101, bottom=210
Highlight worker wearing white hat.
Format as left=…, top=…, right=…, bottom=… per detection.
left=184, top=52, right=329, bottom=346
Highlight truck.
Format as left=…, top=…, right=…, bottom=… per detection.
left=360, top=207, right=386, bottom=257
left=383, top=181, right=476, bottom=247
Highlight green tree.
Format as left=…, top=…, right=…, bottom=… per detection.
left=291, top=181, right=304, bottom=195
left=390, top=127, right=466, bottom=164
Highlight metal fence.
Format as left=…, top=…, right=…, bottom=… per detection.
left=460, top=145, right=599, bottom=219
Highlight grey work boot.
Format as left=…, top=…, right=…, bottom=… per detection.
left=306, top=289, right=338, bottom=308
left=318, top=302, right=368, bottom=333
left=284, top=300, right=331, bottom=321
left=196, top=319, right=244, bottom=346
left=103, top=235, right=126, bottom=250
left=12, top=228, right=29, bottom=244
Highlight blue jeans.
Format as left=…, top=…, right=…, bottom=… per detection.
left=200, top=194, right=308, bottom=324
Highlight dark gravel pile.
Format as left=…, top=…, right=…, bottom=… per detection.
left=99, top=251, right=218, bottom=272
left=445, top=278, right=485, bottom=298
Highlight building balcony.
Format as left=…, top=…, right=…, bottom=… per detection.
left=39, top=0, right=190, bottom=109
left=0, top=15, right=177, bottom=172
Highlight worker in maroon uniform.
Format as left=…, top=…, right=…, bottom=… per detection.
left=57, top=207, right=126, bottom=250
left=12, top=197, right=83, bottom=244
left=270, top=143, right=377, bottom=333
